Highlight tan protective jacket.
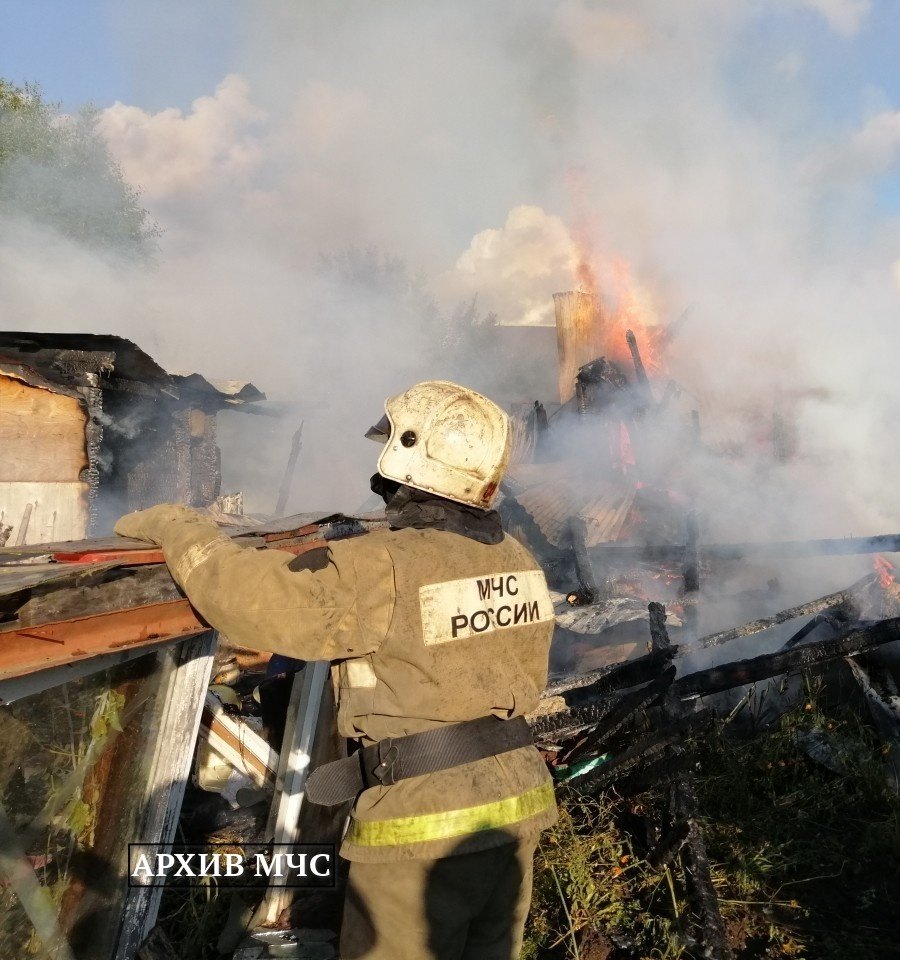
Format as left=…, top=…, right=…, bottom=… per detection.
left=129, top=507, right=558, bottom=862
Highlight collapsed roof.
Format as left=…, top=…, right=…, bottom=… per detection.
left=0, top=332, right=265, bottom=408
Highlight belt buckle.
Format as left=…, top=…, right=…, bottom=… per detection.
left=371, top=739, right=401, bottom=786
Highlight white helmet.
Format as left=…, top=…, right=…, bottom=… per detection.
left=366, top=380, right=511, bottom=509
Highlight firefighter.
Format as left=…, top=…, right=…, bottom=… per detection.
left=115, top=380, right=558, bottom=960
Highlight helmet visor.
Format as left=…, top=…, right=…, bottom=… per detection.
left=364, top=413, right=391, bottom=444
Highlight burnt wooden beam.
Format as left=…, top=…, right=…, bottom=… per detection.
left=545, top=646, right=676, bottom=700
left=675, top=617, right=900, bottom=699
left=648, top=601, right=670, bottom=652
left=12, top=565, right=184, bottom=628
left=274, top=421, right=304, bottom=518
left=556, top=667, right=676, bottom=764
left=647, top=820, right=690, bottom=870
left=782, top=613, right=847, bottom=650
left=559, top=709, right=712, bottom=794
left=694, top=574, right=872, bottom=650
left=682, top=512, right=700, bottom=638
left=845, top=658, right=900, bottom=792
left=625, top=329, right=653, bottom=406
left=565, top=515, right=601, bottom=605
left=529, top=694, right=620, bottom=742
left=683, top=513, right=700, bottom=594
left=650, top=605, right=732, bottom=959
left=611, top=751, right=695, bottom=799
left=670, top=770, right=732, bottom=959
left=567, top=727, right=685, bottom=792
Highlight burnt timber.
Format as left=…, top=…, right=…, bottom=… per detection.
left=0, top=331, right=265, bottom=542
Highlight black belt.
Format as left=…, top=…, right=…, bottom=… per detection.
left=305, top=715, right=533, bottom=806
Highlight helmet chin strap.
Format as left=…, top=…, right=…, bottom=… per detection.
left=370, top=472, right=401, bottom=505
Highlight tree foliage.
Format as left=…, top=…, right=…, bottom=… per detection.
left=0, top=78, right=159, bottom=259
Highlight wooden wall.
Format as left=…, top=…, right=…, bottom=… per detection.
left=0, top=374, right=90, bottom=545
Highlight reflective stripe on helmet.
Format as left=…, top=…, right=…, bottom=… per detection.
left=344, top=781, right=555, bottom=847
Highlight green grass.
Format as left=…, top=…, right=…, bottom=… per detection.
left=156, top=877, right=232, bottom=960
left=524, top=680, right=900, bottom=960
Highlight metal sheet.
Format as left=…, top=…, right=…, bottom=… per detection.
left=0, top=599, right=207, bottom=681
left=0, top=561, right=118, bottom=597
left=515, top=480, right=635, bottom=548
left=0, top=638, right=179, bottom=704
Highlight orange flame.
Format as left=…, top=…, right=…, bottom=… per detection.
left=568, top=219, right=665, bottom=375
left=874, top=555, right=895, bottom=590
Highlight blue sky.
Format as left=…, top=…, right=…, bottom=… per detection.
left=729, top=2, right=900, bottom=214
left=2, top=1, right=899, bottom=236
left=1, top=1, right=898, bottom=119
left=0, top=0, right=238, bottom=111
left=730, top=1, right=900, bottom=123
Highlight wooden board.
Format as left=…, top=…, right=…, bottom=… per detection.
left=198, top=691, right=278, bottom=788
left=8, top=564, right=183, bottom=627
left=0, top=481, right=90, bottom=545
left=0, top=375, right=87, bottom=483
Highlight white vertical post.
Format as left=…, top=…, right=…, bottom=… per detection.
left=259, top=660, right=330, bottom=924
left=114, top=631, right=217, bottom=959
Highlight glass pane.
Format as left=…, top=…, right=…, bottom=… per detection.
left=0, top=649, right=175, bottom=960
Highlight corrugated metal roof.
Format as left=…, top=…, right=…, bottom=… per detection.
left=510, top=477, right=636, bottom=547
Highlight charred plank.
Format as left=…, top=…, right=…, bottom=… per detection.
left=671, top=771, right=732, bottom=959
left=556, top=667, right=676, bottom=764
left=13, top=566, right=184, bottom=628
left=625, top=329, right=653, bottom=406
left=565, top=515, right=601, bottom=605
left=695, top=574, right=871, bottom=650
left=546, top=646, right=676, bottom=700
left=675, top=617, right=900, bottom=699
left=567, top=728, right=684, bottom=793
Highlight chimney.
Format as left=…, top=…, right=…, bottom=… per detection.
left=553, top=291, right=603, bottom=403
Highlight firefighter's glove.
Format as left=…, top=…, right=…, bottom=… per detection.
left=114, top=504, right=209, bottom=545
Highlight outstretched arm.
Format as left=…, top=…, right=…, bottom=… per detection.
left=115, top=505, right=394, bottom=660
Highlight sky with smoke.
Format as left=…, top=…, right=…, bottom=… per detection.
left=1, top=0, right=899, bottom=528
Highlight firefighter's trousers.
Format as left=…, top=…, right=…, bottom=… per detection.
left=339, top=836, right=537, bottom=960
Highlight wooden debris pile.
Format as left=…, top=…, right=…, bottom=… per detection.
left=528, top=570, right=900, bottom=958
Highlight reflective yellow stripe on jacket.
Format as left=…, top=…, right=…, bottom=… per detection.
left=345, top=782, right=556, bottom=847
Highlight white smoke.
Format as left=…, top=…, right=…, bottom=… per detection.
left=446, top=206, right=577, bottom=326
left=2, top=0, right=899, bottom=544
left=97, top=75, right=266, bottom=199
